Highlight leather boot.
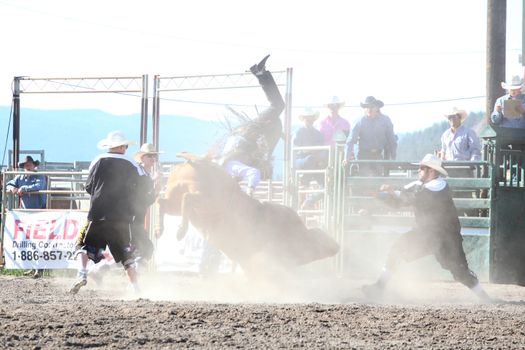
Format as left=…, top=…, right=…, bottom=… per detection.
left=249, top=54, right=270, bottom=76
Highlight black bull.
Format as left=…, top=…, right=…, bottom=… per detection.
left=157, top=152, right=339, bottom=273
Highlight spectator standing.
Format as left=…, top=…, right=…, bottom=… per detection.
left=318, top=96, right=350, bottom=146
left=440, top=107, right=481, bottom=179
left=440, top=107, right=483, bottom=215
left=5, top=155, right=47, bottom=278
left=70, top=131, right=143, bottom=294
left=491, top=75, right=525, bottom=128
left=6, top=156, right=46, bottom=210
left=362, top=154, right=492, bottom=302
left=293, top=107, right=326, bottom=186
left=345, top=96, right=397, bottom=176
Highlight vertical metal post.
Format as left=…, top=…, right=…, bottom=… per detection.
left=283, top=68, right=293, bottom=206
left=152, top=75, right=160, bottom=151
left=140, top=75, right=149, bottom=145
left=12, top=77, right=21, bottom=169
left=486, top=0, right=507, bottom=123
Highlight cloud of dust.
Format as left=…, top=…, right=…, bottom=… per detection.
left=132, top=215, right=365, bottom=304
left=61, top=216, right=480, bottom=304
left=348, top=228, right=477, bottom=304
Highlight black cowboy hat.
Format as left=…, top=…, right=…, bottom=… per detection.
left=360, top=96, right=384, bottom=108
left=18, top=155, right=40, bottom=168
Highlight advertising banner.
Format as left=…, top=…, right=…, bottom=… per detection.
left=3, top=211, right=87, bottom=269
left=155, top=215, right=236, bottom=274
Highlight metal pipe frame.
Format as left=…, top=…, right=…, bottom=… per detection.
left=11, top=75, right=149, bottom=169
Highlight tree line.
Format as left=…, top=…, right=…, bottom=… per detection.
left=396, top=112, right=485, bottom=161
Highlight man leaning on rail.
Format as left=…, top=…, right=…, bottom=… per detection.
left=5, top=155, right=47, bottom=279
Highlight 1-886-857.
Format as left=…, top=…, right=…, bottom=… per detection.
left=12, top=250, right=74, bottom=261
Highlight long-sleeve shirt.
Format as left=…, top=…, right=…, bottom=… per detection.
left=345, top=113, right=397, bottom=160
left=440, top=125, right=481, bottom=161
left=382, top=178, right=461, bottom=240
left=133, top=169, right=157, bottom=227
left=293, top=125, right=327, bottom=167
left=318, top=115, right=350, bottom=146
left=86, top=153, right=144, bottom=222
left=491, top=93, right=525, bottom=128
left=5, top=173, right=47, bottom=209
left=293, top=126, right=325, bottom=155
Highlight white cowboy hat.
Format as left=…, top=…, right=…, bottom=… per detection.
left=97, top=130, right=135, bottom=150
left=412, top=154, right=448, bottom=177
left=501, top=75, right=523, bottom=90
left=325, top=95, right=345, bottom=107
left=298, top=107, right=320, bottom=121
left=444, top=107, right=467, bottom=122
left=133, top=143, right=163, bottom=162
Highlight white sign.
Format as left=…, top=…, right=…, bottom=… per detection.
left=155, top=215, right=237, bottom=274
left=3, top=211, right=87, bottom=269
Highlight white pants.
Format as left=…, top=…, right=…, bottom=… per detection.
left=224, top=160, right=261, bottom=189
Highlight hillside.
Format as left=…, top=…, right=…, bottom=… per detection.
left=1, top=107, right=486, bottom=171
left=0, top=107, right=224, bottom=164
left=396, top=112, right=486, bottom=161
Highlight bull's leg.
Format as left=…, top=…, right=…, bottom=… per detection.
left=176, top=192, right=201, bottom=240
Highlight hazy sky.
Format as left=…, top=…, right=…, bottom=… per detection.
left=0, top=0, right=522, bottom=133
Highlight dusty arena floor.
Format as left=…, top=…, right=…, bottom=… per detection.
left=1, top=272, right=524, bottom=349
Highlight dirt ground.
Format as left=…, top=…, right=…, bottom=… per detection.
left=1, top=271, right=524, bottom=349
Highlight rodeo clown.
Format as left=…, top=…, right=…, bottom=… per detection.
left=70, top=131, right=145, bottom=295
left=362, top=154, right=494, bottom=302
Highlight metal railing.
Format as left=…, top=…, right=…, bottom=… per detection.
left=343, top=160, right=492, bottom=229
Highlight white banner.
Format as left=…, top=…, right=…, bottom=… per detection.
left=3, top=211, right=87, bottom=269
left=155, top=215, right=236, bottom=274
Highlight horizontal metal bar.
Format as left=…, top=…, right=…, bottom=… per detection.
left=344, top=214, right=490, bottom=228
left=345, top=177, right=492, bottom=189
left=347, top=196, right=490, bottom=209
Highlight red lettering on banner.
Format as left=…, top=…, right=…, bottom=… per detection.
left=63, top=219, right=80, bottom=240
left=13, top=220, right=29, bottom=239
left=48, top=220, right=58, bottom=239
left=31, top=220, right=57, bottom=239
left=10, top=214, right=85, bottom=242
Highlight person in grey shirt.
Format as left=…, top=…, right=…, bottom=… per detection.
left=440, top=107, right=481, bottom=215
left=345, top=96, right=397, bottom=176
left=440, top=107, right=481, bottom=163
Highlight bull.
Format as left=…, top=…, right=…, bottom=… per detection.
left=157, top=152, right=339, bottom=274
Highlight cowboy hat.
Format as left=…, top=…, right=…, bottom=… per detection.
left=18, top=155, right=40, bottom=168
left=412, top=153, right=448, bottom=177
left=360, top=96, right=384, bottom=108
left=444, top=107, right=467, bottom=122
left=134, top=143, right=163, bottom=162
left=97, top=130, right=135, bottom=150
left=501, top=75, right=523, bottom=90
left=325, top=96, right=345, bottom=107
left=298, top=107, right=320, bottom=121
